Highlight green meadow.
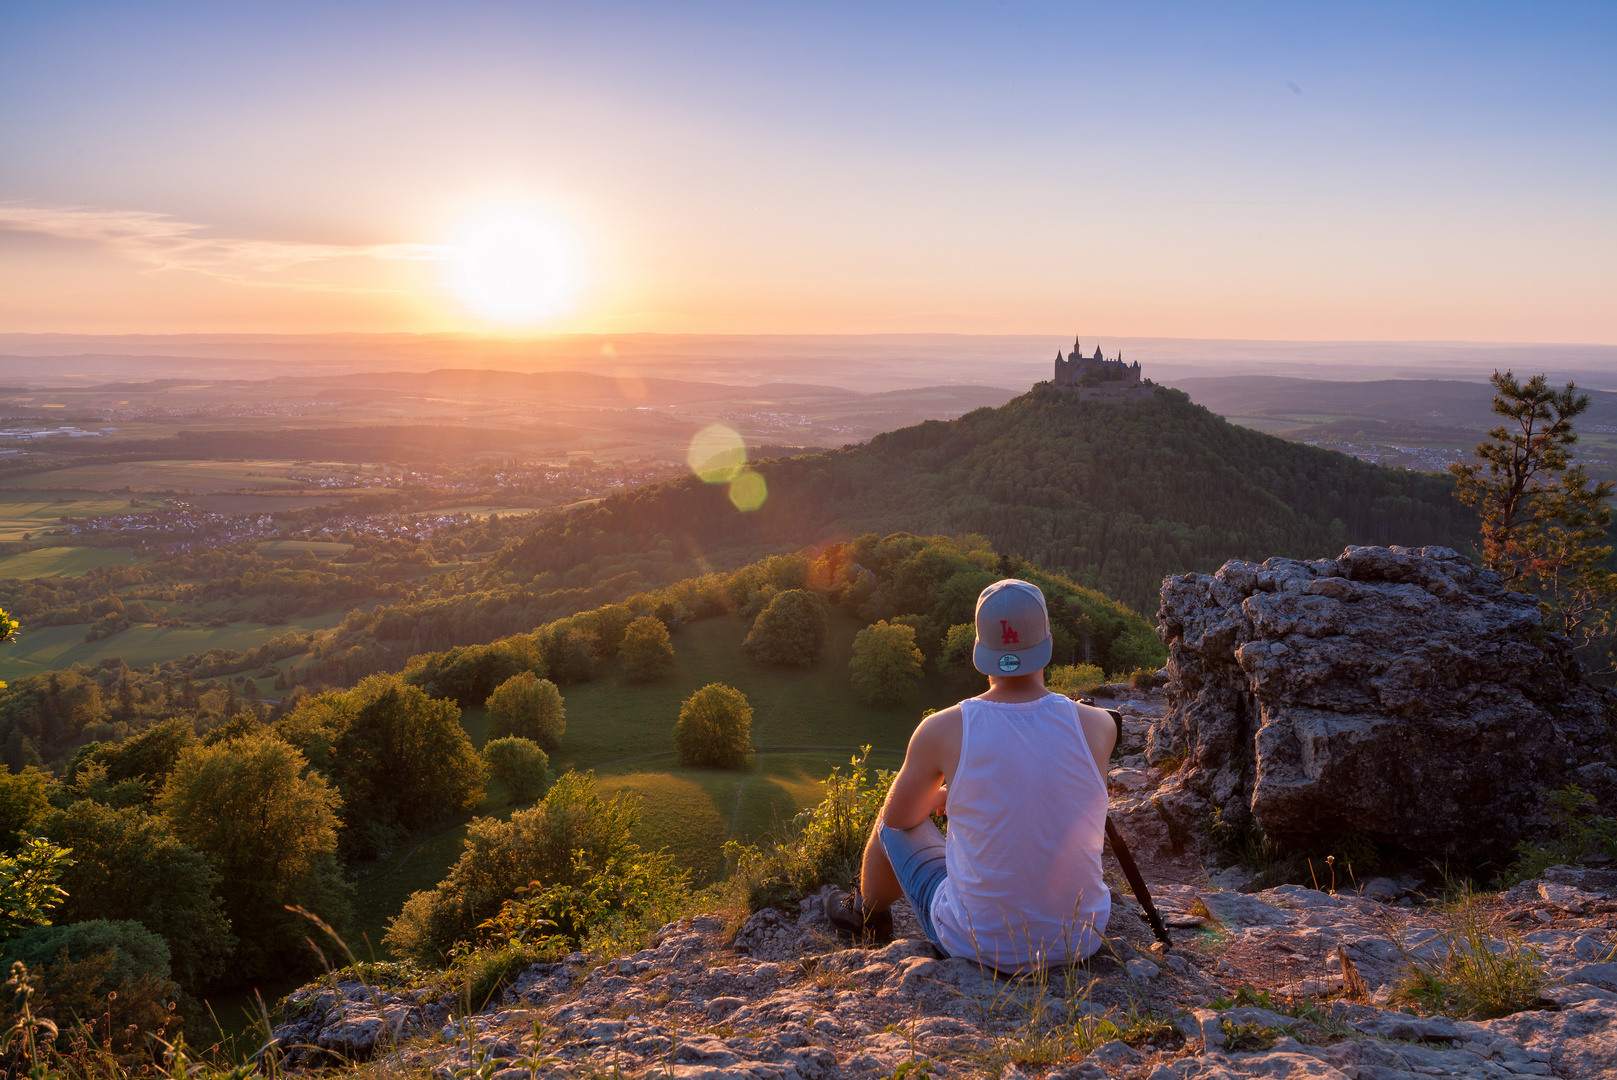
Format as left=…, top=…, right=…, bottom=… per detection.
left=0, top=545, right=138, bottom=579
left=347, top=610, right=953, bottom=952
left=254, top=539, right=354, bottom=558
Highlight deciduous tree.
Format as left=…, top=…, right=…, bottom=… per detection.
left=157, top=736, right=350, bottom=980
left=486, top=672, right=566, bottom=751
left=42, top=799, right=233, bottom=987
left=481, top=736, right=554, bottom=805
left=673, top=684, right=752, bottom=769
left=744, top=589, right=828, bottom=666
left=849, top=620, right=924, bottom=706
left=620, top=616, right=675, bottom=683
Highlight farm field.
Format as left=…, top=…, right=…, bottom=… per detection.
left=0, top=545, right=138, bottom=579
left=16, top=459, right=384, bottom=495
left=0, top=611, right=346, bottom=681
left=0, top=490, right=143, bottom=541
left=432, top=504, right=549, bottom=517
left=254, top=539, right=354, bottom=558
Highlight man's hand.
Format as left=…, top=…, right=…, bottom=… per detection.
left=931, top=784, right=948, bottom=817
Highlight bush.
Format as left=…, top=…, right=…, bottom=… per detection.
left=744, top=589, right=828, bottom=666
left=486, top=672, right=566, bottom=751
left=482, top=737, right=555, bottom=805
left=727, top=748, right=894, bottom=911
left=849, top=620, right=924, bottom=705
left=383, top=771, right=650, bottom=963
left=673, top=684, right=752, bottom=769
left=1, top=921, right=181, bottom=1064
left=620, top=616, right=675, bottom=683
left=3, top=919, right=171, bottom=990
left=0, top=837, right=72, bottom=941
left=1046, top=663, right=1106, bottom=697
left=1504, top=784, right=1617, bottom=884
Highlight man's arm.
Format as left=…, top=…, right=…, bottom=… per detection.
left=1076, top=702, right=1117, bottom=772
left=878, top=705, right=960, bottom=831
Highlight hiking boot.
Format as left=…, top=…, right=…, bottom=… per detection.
left=823, top=886, right=893, bottom=944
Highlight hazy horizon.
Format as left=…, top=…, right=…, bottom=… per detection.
left=3, top=332, right=1614, bottom=393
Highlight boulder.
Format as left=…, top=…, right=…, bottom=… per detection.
left=1154, top=545, right=1615, bottom=859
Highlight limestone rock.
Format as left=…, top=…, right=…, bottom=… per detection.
left=1154, top=545, right=1616, bottom=858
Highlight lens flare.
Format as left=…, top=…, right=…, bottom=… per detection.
left=687, top=424, right=747, bottom=482
left=728, top=470, right=768, bottom=512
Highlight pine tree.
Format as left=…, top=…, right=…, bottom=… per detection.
left=1450, top=369, right=1617, bottom=654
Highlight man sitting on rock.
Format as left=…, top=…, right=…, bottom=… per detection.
left=826, top=578, right=1117, bottom=972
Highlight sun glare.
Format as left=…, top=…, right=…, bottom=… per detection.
left=442, top=212, right=580, bottom=324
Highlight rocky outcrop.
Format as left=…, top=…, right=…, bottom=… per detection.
left=1153, top=545, right=1616, bottom=859
left=269, top=869, right=1617, bottom=1078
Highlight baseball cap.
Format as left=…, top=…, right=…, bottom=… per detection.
left=972, top=579, right=1053, bottom=676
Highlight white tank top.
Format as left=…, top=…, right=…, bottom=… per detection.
left=929, top=693, right=1111, bottom=971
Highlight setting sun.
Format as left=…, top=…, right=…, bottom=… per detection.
left=441, top=211, right=581, bottom=324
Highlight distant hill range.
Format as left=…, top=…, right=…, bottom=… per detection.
left=499, top=384, right=1474, bottom=616
left=1170, top=375, right=1617, bottom=433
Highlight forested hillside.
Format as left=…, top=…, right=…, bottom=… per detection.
left=501, top=384, right=1475, bottom=614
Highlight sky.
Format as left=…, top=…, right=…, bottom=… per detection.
left=0, top=1, right=1613, bottom=342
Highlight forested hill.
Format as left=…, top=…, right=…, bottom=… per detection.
left=499, top=384, right=1475, bottom=615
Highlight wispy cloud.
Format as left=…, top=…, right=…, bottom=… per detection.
left=0, top=203, right=441, bottom=290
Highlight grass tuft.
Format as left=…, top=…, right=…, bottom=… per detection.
left=1392, top=885, right=1547, bottom=1019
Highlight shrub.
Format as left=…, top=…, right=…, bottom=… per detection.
left=849, top=620, right=924, bottom=705
left=620, top=616, right=675, bottom=683
left=383, top=771, right=654, bottom=963
left=674, top=684, right=752, bottom=769
left=1, top=921, right=181, bottom=1064
left=1504, top=784, right=1617, bottom=884
left=486, top=672, right=566, bottom=751
left=0, top=837, right=72, bottom=942
left=744, top=589, right=829, bottom=666
left=482, top=737, right=555, bottom=805
left=1046, top=663, right=1106, bottom=697
left=0, top=768, right=50, bottom=853
left=3, top=919, right=171, bottom=991
left=727, top=748, right=894, bottom=911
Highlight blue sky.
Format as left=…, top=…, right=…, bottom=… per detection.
left=0, top=1, right=1612, bottom=339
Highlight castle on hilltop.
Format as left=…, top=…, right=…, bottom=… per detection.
left=1053, top=337, right=1141, bottom=390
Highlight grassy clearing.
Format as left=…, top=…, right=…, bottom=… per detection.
left=254, top=539, right=354, bottom=558
left=551, top=610, right=954, bottom=772
left=0, top=545, right=138, bottom=579
left=0, top=612, right=347, bottom=681
left=348, top=610, right=940, bottom=955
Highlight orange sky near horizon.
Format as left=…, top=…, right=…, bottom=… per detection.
left=1, top=4, right=1612, bottom=345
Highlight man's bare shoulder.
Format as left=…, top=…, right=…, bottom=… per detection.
left=912, top=702, right=964, bottom=743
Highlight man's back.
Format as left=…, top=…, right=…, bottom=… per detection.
left=927, top=692, right=1111, bottom=971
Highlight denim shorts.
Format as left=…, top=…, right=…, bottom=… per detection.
left=877, top=819, right=951, bottom=954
